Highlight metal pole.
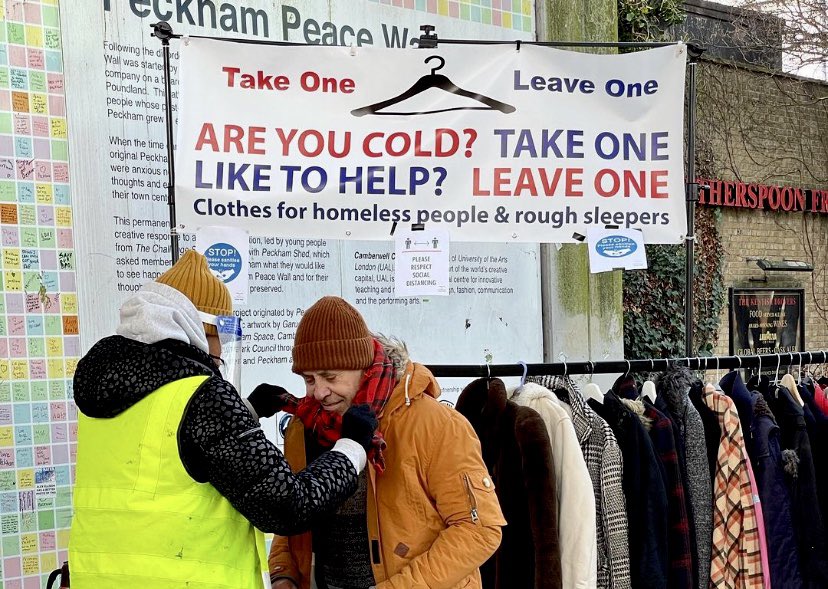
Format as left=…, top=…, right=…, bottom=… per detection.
left=151, top=22, right=179, bottom=264
left=168, top=28, right=684, bottom=50
left=684, top=50, right=702, bottom=357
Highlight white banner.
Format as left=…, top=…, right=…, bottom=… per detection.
left=176, top=39, right=687, bottom=244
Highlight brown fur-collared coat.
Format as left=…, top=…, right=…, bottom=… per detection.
left=457, top=377, right=562, bottom=589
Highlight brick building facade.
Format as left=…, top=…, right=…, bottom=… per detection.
left=694, top=57, right=828, bottom=356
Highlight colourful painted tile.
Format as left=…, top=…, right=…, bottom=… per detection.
left=42, top=7, right=60, bottom=28
left=32, top=137, right=49, bottom=159
left=44, top=29, right=60, bottom=52
left=26, top=339, right=44, bottom=358
left=49, top=140, right=66, bottom=161
left=16, top=184, right=33, bottom=204
left=47, top=382, right=64, bottom=401
left=44, top=51, right=61, bottom=72
left=10, top=382, right=28, bottom=402
left=43, top=316, right=60, bottom=336
left=6, top=24, right=25, bottom=46
left=24, top=26, right=43, bottom=48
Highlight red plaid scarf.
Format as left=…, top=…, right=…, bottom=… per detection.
left=283, top=339, right=397, bottom=473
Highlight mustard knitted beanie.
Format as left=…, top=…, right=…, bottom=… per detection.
left=156, top=250, right=232, bottom=335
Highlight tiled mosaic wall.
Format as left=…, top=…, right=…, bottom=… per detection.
left=369, top=0, right=535, bottom=32
left=0, top=1, right=77, bottom=587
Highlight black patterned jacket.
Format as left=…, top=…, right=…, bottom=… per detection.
left=73, top=335, right=358, bottom=535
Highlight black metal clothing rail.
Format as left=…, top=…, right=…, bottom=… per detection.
left=424, top=351, right=828, bottom=378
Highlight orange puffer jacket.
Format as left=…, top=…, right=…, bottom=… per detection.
left=269, top=362, right=506, bottom=589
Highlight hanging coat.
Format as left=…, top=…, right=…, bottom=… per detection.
left=689, top=381, right=722, bottom=482
left=589, top=392, right=668, bottom=589
left=637, top=399, right=694, bottom=589
left=457, top=377, right=562, bottom=589
left=510, top=383, right=598, bottom=589
left=798, top=383, right=828, bottom=538
left=704, top=389, right=765, bottom=589
left=528, top=376, right=631, bottom=589
left=655, top=368, right=711, bottom=589
left=721, top=371, right=802, bottom=589
left=764, top=382, right=828, bottom=588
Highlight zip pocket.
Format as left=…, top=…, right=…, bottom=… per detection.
left=463, top=473, right=480, bottom=524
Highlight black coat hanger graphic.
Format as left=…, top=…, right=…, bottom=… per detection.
left=351, top=55, right=516, bottom=117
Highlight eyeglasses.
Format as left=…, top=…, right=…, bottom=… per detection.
left=209, top=354, right=225, bottom=368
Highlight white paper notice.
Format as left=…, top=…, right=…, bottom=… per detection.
left=587, top=228, right=648, bottom=273
left=196, top=226, right=250, bottom=304
left=395, top=229, right=450, bottom=296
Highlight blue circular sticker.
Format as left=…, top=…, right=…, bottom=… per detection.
left=204, top=242, right=242, bottom=283
left=595, top=235, right=638, bottom=258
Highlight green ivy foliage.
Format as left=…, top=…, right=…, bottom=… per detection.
left=623, top=245, right=686, bottom=358
left=623, top=207, right=726, bottom=359
left=617, top=5, right=725, bottom=360
left=618, top=0, right=685, bottom=41
left=693, top=207, right=726, bottom=355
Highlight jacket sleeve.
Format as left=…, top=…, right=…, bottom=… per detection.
left=639, top=426, right=669, bottom=589
left=377, top=413, right=505, bottom=589
left=267, top=533, right=299, bottom=586
left=178, top=376, right=359, bottom=535
left=601, top=440, right=632, bottom=588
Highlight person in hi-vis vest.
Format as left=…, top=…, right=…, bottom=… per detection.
left=69, top=250, right=378, bottom=589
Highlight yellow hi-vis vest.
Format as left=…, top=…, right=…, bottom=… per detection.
left=69, top=375, right=269, bottom=589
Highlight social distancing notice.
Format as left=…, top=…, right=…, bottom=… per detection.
left=394, top=228, right=450, bottom=296
left=176, top=39, right=687, bottom=243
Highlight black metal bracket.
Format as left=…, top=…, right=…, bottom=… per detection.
left=151, top=21, right=174, bottom=44
left=418, top=24, right=439, bottom=49
left=687, top=43, right=706, bottom=62
left=686, top=182, right=700, bottom=202
left=151, top=21, right=179, bottom=262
